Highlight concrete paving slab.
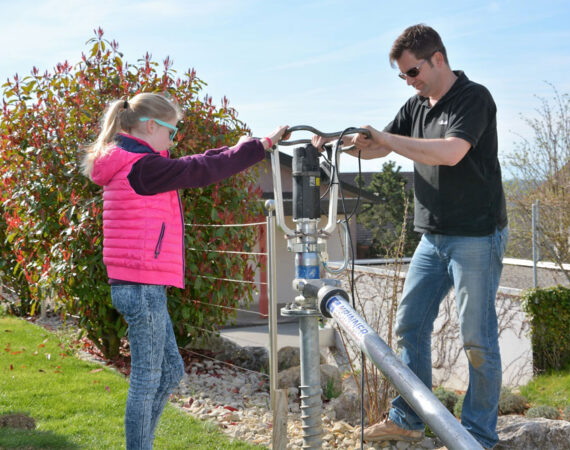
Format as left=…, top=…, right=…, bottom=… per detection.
left=220, top=322, right=300, bottom=350
left=221, top=301, right=337, bottom=350
left=220, top=321, right=337, bottom=350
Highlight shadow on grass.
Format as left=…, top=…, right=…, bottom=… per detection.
left=0, top=426, right=80, bottom=449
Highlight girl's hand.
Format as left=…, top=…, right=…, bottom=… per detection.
left=262, top=126, right=290, bottom=150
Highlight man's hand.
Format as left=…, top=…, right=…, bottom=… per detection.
left=311, top=129, right=391, bottom=160
left=311, top=135, right=335, bottom=151
left=346, top=125, right=392, bottom=159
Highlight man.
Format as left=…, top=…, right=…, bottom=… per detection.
left=317, top=24, right=508, bottom=448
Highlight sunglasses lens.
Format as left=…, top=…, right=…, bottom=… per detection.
left=398, top=68, right=420, bottom=79
left=406, top=68, right=420, bottom=78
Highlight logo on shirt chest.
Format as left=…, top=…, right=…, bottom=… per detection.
left=438, top=119, right=448, bottom=126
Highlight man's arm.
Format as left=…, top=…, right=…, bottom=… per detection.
left=353, top=125, right=470, bottom=166
left=381, top=133, right=470, bottom=166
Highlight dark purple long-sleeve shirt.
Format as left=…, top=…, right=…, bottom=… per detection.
left=127, top=139, right=266, bottom=195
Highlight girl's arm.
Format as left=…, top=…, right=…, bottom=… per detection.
left=128, top=139, right=266, bottom=195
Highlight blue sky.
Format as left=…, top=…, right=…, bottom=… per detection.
left=1, top=0, right=569, bottom=175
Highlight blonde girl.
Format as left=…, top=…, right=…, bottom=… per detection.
left=84, top=92, right=288, bottom=449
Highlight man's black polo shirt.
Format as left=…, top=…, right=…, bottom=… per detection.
left=384, top=71, right=508, bottom=236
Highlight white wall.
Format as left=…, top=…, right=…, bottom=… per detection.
left=431, top=290, right=534, bottom=390
left=327, top=266, right=534, bottom=390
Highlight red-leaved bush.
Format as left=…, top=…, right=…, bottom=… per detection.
left=0, top=28, right=264, bottom=358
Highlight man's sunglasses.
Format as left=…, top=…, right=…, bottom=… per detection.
left=139, top=117, right=178, bottom=140
left=398, top=59, right=429, bottom=80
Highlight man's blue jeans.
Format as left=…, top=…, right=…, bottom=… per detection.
left=388, top=227, right=508, bottom=449
left=111, top=284, right=185, bottom=450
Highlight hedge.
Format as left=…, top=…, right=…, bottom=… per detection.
left=522, top=285, right=570, bottom=372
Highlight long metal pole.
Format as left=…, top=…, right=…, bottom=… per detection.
left=265, top=200, right=279, bottom=407
left=299, top=314, right=322, bottom=448
left=321, top=291, right=482, bottom=450
left=282, top=221, right=323, bottom=448
left=532, top=201, right=538, bottom=288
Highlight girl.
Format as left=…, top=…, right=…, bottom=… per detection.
left=82, top=92, right=288, bottom=449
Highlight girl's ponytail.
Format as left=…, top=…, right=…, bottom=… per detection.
left=81, top=93, right=181, bottom=179
left=81, top=99, right=128, bottom=179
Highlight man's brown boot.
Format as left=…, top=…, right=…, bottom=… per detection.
left=362, top=418, right=424, bottom=442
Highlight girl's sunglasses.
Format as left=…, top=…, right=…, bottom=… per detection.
left=139, top=117, right=178, bottom=140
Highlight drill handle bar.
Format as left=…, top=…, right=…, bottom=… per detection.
left=264, top=125, right=369, bottom=240
left=276, top=125, right=371, bottom=151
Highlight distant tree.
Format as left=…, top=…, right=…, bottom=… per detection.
left=356, top=161, right=419, bottom=258
left=503, top=83, right=569, bottom=282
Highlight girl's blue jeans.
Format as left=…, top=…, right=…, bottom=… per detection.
left=111, top=284, right=185, bottom=450
left=388, top=227, right=508, bottom=449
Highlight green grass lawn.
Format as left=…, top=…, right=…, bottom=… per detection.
left=0, top=315, right=261, bottom=449
left=519, top=369, right=570, bottom=410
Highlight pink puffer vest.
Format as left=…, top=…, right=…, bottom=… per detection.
left=91, top=134, right=185, bottom=288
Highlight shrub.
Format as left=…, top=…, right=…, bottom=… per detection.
left=453, top=394, right=464, bottom=418
left=323, top=377, right=342, bottom=401
left=0, top=29, right=263, bottom=358
left=453, top=388, right=528, bottom=418
left=433, top=387, right=459, bottom=415
left=522, top=286, right=570, bottom=372
left=526, top=405, right=560, bottom=420
left=498, top=388, right=528, bottom=415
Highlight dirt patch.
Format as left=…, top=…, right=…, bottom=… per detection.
left=0, top=413, right=36, bottom=430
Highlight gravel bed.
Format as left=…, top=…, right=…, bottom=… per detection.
left=171, top=357, right=446, bottom=449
